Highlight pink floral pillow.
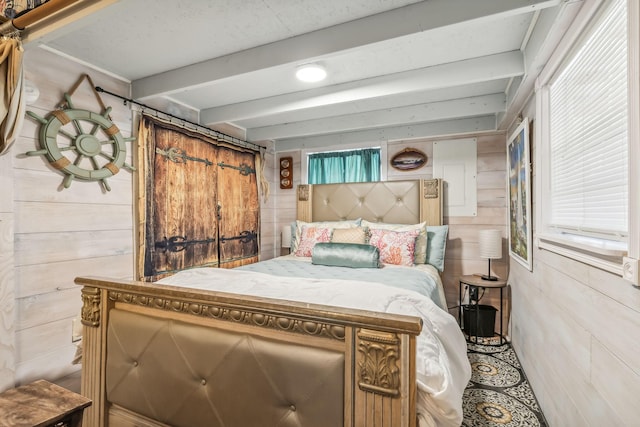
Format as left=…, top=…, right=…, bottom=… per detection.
left=294, top=226, right=332, bottom=257
left=369, top=228, right=419, bottom=266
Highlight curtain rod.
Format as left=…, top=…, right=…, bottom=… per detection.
left=0, top=0, right=80, bottom=35
left=95, top=86, right=262, bottom=152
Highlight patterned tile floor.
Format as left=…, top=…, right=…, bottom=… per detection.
left=463, top=340, right=548, bottom=427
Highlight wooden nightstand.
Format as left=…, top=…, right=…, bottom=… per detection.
left=458, top=274, right=508, bottom=346
left=0, top=379, right=91, bottom=427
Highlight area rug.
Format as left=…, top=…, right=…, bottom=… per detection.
left=463, top=341, right=548, bottom=426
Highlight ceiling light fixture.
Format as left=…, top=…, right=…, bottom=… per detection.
left=295, top=64, right=327, bottom=82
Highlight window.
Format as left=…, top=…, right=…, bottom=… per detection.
left=536, top=0, right=637, bottom=274
left=307, top=148, right=381, bottom=184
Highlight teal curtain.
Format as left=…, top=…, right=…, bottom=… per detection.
left=308, top=148, right=380, bottom=184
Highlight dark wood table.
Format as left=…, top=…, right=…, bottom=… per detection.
left=0, top=379, right=91, bottom=427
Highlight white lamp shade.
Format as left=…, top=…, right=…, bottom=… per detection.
left=478, top=229, right=502, bottom=259
left=281, top=225, right=292, bottom=248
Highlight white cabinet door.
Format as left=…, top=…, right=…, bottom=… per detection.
left=433, top=138, right=477, bottom=217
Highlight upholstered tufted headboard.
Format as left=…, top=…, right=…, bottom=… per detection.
left=296, top=179, right=443, bottom=226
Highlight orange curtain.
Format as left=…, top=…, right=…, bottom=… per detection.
left=0, top=37, right=24, bottom=155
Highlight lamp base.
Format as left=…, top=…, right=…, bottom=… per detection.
left=481, top=274, right=499, bottom=281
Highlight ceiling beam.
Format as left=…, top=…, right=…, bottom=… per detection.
left=236, top=80, right=508, bottom=129
left=274, top=116, right=497, bottom=151
left=132, top=0, right=560, bottom=100
left=248, top=94, right=505, bottom=141
left=202, top=51, right=523, bottom=125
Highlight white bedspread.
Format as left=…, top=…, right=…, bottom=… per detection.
left=157, top=267, right=471, bottom=427
left=237, top=254, right=448, bottom=311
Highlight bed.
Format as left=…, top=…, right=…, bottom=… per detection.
left=76, top=179, right=470, bottom=427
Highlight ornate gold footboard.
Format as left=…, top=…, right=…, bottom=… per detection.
left=77, top=276, right=421, bottom=427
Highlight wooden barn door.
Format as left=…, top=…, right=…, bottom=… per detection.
left=217, top=146, right=259, bottom=268
left=139, top=117, right=259, bottom=280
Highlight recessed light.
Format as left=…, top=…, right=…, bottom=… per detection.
left=295, top=64, right=327, bottom=82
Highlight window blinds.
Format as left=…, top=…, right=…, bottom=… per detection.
left=548, top=0, right=628, bottom=238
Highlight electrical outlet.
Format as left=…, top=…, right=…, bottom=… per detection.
left=622, top=257, right=639, bottom=285
left=469, top=286, right=479, bottom=302
left=461, top=286, right=469, bottom=305
left=72, top=318, right=82, bottom=343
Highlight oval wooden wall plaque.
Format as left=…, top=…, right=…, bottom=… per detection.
left=390, top=148, right=427, bottom=171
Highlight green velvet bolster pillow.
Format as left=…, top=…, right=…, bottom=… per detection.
left=311, top=242, right=381, bottom=268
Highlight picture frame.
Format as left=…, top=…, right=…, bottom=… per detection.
left=507, top=118, right=532, bottom=271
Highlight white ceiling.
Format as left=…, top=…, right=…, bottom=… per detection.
left=24, top=0, right=583, bottom=150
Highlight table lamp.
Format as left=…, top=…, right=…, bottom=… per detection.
left=479, top=229, right=502, bottom=281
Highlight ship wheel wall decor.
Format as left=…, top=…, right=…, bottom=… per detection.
left=25, top=93, right=136, bottom=191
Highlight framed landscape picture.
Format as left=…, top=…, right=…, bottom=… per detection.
left=507, top=118, right=532, bottom=271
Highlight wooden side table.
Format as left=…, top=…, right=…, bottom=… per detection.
left=458, top=274, right=508, bottom=346
left=0, top=379, right=91, bottom=427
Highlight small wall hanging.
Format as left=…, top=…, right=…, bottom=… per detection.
left=24, top=74, right=135, bottom=191
left=390, top=147, right=427, bottom=171
left=279, top=156, right=293, bottom=189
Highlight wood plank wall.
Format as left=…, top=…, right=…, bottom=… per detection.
left=274, top=151, right=301, bottom=257
left=1, top=46, right=509, bottom=390
left=6, top=48, right=135, bottom=386
left=389, top=135, right=509, bottom=329
left=275, top=133, right=509, bottom=330
left=258, top=142, right=277, bottom=261
left=0, top=134, right=16, bottom=391
left=508, top=102, right=640, bottom=426
left=2, top=48, right=278, bottom=387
